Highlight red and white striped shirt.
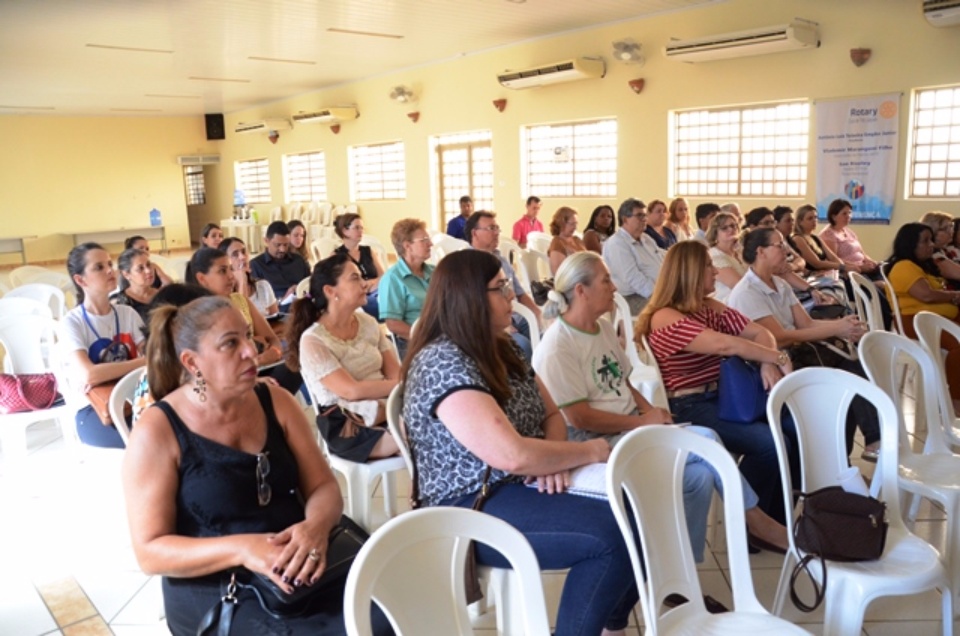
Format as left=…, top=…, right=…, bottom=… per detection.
left=648, top=306, right=751, bottom=391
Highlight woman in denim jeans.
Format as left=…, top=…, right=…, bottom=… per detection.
left=401, top=249, right=638, bottom=636
left=637, top=241, right=800, bottom=526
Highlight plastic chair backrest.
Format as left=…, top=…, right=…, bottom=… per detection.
left=511, top=300, right=540, bottom=350
left=360, top=236, right=389, bottom=266
left=295, top=276, right=311, bottom=299
left=849, top=271, right=886, bottom=332
left=766, top=367, right=907, bottom=544
left=318, top=202, right=333, bottom=226
left=498, top=236, right=523, bottom=266
left=430, top=234, right=469, bottom=263
left=525, top=231, right=551, bottom=254
left=860, top=328, right=954, bottom=457
left=8, top=265, right=51, bottom=287
left=6, top=283, right=66, bottom=319
left=269, top=206, right=283, bottom=222
left=0, top=315, right=59, bottom=374
left=385, top=383, right=413, bottom=477
left=879, top=266, right=905, bottom=335
left=0, top=297, right=53, bottom=320
left=287, top=202, right=303, bottom=221
left=108, top=369, right=142, bottom=446
left=913, top=310, right=960, bottom=447
left=344, top=507, right=550, bottom=636
left=636, top=334, right=669, bottom=409
left=606, top=425, right=765, bottom=631
left=520, top=249, right=550, bottom=285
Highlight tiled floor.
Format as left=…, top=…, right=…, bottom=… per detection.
left=0, top=410, right=954, bottom=636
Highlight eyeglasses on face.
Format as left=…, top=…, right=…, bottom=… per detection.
left=256, top=452, right=271, bottom=507
left=487, top=279, right=514, bottom=299
left=476, top=225, right=501, bottom=233
left=408, top=236, right=432, bottom=244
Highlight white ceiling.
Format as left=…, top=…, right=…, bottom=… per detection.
left=0, top=0, right=722, bottom=117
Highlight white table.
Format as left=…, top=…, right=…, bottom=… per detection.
left=0, top=235, right=36, bottom=264
left=220, top=219, right=262, bottom=254
left=70, top=226, right=167, bottom=253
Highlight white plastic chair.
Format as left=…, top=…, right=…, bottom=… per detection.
left=5, top=282, right=66, bottom=319
left=607, top=425, right=810, bottom=636
left=360, top=235, right=389, bottom=268
left=295, top=276, right=311, bottom=299
left=767, top=367, right=953, bottom=635
left=861, top=327, right=960, bottom=611
left=344, top=507, right=551, bottom=636
left=519, top=249, right=551, bottom=285
left=849, top=271, right=887, bottom=332
left=287, top=202, right=304, bottom=221
left=511, top=300, right=540, bottom=350
left=497, top=236, right=523, bottom=267
left=430, top=234, right=469, bottom=264
left=0, top=297, right=53, bottom=321
left=0, top=316, right=70, bottom=459
left=611, top=293, right=664, bottom=407
left=305, top=384, right=406, bottom=531
left=525, top=230, right=552, bottom=254
left=914, top=310, right=960, bottom=445
left=107, top=369, right=143, bottom=447
left=879, top=266, right=906, bottom=335
left=8, top=265, right=51, bottom=287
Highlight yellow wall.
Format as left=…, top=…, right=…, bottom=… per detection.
left=2, top=0, right=959, bottom=264
left=0, top=115, right=212, bottom=264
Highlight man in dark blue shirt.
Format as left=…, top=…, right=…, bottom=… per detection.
left=445, top=195, right=473, bottom=240
left=250, top=221, right=310, bottom=311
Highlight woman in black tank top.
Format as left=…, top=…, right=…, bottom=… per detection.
left=121, top=295, right=390, bottom=635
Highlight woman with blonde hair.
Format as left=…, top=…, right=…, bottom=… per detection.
left=919, top=210, right=960, bottom=282
left=704, top=212, right=745, bottom=303
left=637, top=241, right=799, bottom=523
left=666, top=197, right=694, bottom=242
left=547, top=206, right=586, bottom=275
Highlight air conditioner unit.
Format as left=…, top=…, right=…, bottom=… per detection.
left=176, top=154, right=220, bottom=166
left=291, top=107, right=359, bottom=125
left=664, top=20, right=820, bottom=62
left=497, top=57, right=605, bottom=90
left=924, top=0, right=960, bottom=26
left=234, top=118, right=292, bottom=134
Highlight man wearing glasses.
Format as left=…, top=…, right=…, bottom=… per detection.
left=466, top=210, right=540, bottom=360
left=602, top=198, right=666, bottom=316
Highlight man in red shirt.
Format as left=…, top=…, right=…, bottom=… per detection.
left=512, top=195, right=543, bottom=249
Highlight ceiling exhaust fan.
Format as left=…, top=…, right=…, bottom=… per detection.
left=389, top=85, right=416, bottom=103
left=612, top=39, right=644, bottom=65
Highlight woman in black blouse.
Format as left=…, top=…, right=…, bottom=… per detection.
left=333, top=213, right=384, bottom=320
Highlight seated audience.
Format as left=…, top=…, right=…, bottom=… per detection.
left=666, top=197, right=695, bottom=242
left=773, top=206, right=808, bottom=276
left=637, top=241, right=799, bottom=523
left=547, top=206, right=586, bottom=275
left=582, top=204, right=616, bottom=253
left=919, top=210, right=960, bottom=283
left=644, top=199, right=677, bottom=249
left=534, top=251, right=788, bottom=557
left=819, top=198, right=881, bottom=279
left=220, top=237, right=279, bottom=317
left=693, top=202, right=721, bottom=243
left=124, top=235, right=171, bottom=287
left=946, top=217, right=960, bottom=264
left=199, top=223, right=224, bottom=250
left=250, top=221, right=311, bottom=307
left=379, top=218, right=434, bottom=360
left=122, top=296, right=389, bottom=635
left=727, top=228, right=879, bottom=460
left=512, top=195, right=543, bottom=249
left=790, top=204, right=844, bottom=276
left=886, top=223, right=960, bottom=408
left=113, top=247, right=159, bottom=322
left=720, top=202, right=743, bottom=228
left=603, top=198, right=664, bottom=316
left=333, top=212, right=384, bottom=320
left=706, top=212, right=746, bottom=304
left=287, top=219, right=311, bottom=264
left=401, top=249, right=638, bottom=636
left=446, top=195, right=473, bottom=241
left=60, top=243, right=146, bottom=448
left=287, top=254, right=400, bottom=461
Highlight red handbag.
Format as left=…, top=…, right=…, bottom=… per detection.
left=0, top=373, right=59, bottom=414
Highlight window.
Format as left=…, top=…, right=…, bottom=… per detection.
left=523, top=119, right=617, bottom=198
left=909, top=85, right=960, bottom=198
left=183, top=165, right=206, bottom=205
left=672, top=101, right=810, bottom=198
left=349, top=141, right=406, bottom=200
left=284, top=151, right=328, bottom=202
left=235, top=158, right=272, bottom=204
left=433, top=130, right=493, bottom=226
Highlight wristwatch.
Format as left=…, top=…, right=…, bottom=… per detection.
left=775, top=351, right=790, bottom=366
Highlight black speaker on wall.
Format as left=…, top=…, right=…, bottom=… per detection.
left=205, top=113, right=225, bottom=140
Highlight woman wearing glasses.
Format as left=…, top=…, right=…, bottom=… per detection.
left=402, top=249, right=637, bottom=636
left=379, top=218, right=435, bottom=360
left=287, top=253, right=400, bottom=461
left=122, top=296, right=388, bottom=634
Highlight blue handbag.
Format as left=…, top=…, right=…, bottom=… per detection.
left=718, top=356, right=767, bottom=424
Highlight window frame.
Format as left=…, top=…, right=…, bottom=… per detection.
left=284, top=150, right=328, bottom=203
left=234, top=157, right=272, bottom=204
left=348, top=140, right=407, bottom=201
left=907, top=84, right=960, bottom=200
left=521, top=118, right=618, bottom=199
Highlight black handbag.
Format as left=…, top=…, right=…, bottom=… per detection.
left=789, top=486, right=888, bottom=612
left=196, top=515, right=368, bottom=634
left=717, top=356, right=767, bottom=424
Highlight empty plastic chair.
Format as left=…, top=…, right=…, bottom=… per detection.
left=5, top=282, right=66, bottom=318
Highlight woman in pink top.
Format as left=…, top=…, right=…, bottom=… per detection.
left=819, top=199, right=881, bottom=278
left=636, top=241, right=798, bottom=523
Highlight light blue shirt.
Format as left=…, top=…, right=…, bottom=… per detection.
left=379, top=258, right=434, bottom=325
left=602, top=228, right=664, bottom=299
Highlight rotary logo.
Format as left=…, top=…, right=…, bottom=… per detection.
left=878, top=101, right=897, bottom=119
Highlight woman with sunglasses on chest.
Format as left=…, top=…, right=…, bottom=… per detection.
left=122, top=296, right=390, bottom=635
left=59, top=243, right=146, bottom=448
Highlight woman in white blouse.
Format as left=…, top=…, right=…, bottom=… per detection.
left=705, top=212, right=746, bottom=303
left=286, top=253, right=399, bottom=461
left=219, top=237, right=279, bottom=317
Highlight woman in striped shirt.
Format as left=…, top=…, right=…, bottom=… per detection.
left=636, top=241, right=799, bottom=524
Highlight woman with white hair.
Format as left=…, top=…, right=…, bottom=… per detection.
left=533, top=251, right=788, bottom=558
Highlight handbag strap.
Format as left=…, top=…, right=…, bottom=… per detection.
left=788, top=493, right=828, bottom=612
left=196, top=573, right=239, bottom=636
left=14, top=375, right=57, bottom=411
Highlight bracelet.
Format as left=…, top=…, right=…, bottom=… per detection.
left=775, top=351, right=790, bottom=366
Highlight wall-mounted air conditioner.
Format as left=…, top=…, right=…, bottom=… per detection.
left=497, top=57, right=605, bottom=90
left=234, top=118, right=292, bottom=134
left=924, top=0, right=960, bottom=26
left=291, top=107, right=359, bottom=125
left=664, top=20, right=820, bottom=62
left=176, top=154, right=220, bottom=166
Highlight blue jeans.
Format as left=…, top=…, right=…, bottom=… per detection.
left=440, top=483, right=638, bottom=635
left=669, top=392, right=799, bottom=524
